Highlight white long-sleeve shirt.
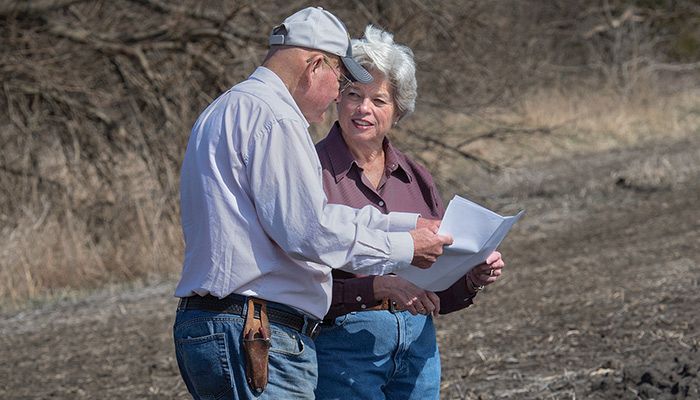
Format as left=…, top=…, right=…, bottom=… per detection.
left=175, top=67, right=417, bottom=319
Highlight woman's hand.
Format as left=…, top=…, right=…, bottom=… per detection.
left=468, top=251, right=505, bottom=288
left=373, top=275, right=440, bottom=317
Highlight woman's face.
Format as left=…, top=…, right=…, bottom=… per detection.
left=337, top=69, right=397, bottom=145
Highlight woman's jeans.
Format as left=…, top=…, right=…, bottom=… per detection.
left=173, top=308, right=317, bottom=400
left=314, top=310, right=440, bottom=400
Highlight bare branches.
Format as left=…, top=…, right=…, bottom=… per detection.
left=126, top=0, right=259, bottom=42
left=456, top=126, right=553, bottom=148
left=405, top=129, right=501, bottom=173
left=649, top=61, right=700, bottom=72
left=0, top=0, right=88, bottom=17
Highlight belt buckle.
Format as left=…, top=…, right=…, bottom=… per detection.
left=389, top=300, right=397, bottom=313
left=303, top=317, right=321, bottom=339
left=308, top=321, right=321, bottom=339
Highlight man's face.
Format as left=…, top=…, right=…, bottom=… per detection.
left=299, top=56, right=347, bottom=123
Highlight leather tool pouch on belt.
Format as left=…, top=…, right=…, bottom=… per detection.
left=242, top=297, right=271, bottom=394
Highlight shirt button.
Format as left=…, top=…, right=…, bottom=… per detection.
left=378, top=201, right=385, bottom=207
left=356, top=296, right=362, bottom=302
left=360, top=304, right=367, bottom=309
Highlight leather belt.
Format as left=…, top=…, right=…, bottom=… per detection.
left=322, top=298, right=408, bottom=324
left=363, top=298, right=406, bottom=312
left=178, top=294, right=322, bottom=339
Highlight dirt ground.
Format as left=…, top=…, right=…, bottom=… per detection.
left=1, top=133, right=698, bottom=399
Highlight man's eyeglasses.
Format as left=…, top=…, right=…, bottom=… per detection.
left=322, top=57, right=353, bottom=93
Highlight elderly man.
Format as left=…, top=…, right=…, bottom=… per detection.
left=172, top=7, right=452, bottom=400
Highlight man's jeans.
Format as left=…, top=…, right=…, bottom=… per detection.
left=173, top=308, right=317, bottom=400
left=314, top=310, right=440, bottom=400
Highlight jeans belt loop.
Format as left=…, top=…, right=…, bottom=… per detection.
left=301, top=315, right=310, bottom=336
left=178, top=297, right=189, bottom=311
left=240, top=294, right=249, bottom=318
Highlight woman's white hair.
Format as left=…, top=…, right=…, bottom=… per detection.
left=351, top=25, right=417, bottom=120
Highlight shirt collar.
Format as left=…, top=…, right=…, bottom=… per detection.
left=324, top=122, right=356, bottom=183
left=324, top=122, right=412, bottom=184
left=249, top=66, right=309, bottom=129
left=383, top=140, right=412, bottom=183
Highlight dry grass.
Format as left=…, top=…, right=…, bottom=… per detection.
left=407, top=80, right=700, bottom=172
left=391, top=77, right=700, bottom=206
left=517, top=83, right=700, bottom=151
left=0, top=200, right=182, bottom=311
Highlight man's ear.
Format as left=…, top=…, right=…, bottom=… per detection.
left=298, top=55, right=319, bottom=91
left=305, top=55, right=324, bottom=77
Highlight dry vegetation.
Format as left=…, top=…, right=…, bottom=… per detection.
left=1, top=1, right=700, bottom=399
left=0, top=1, right=698, bottom=306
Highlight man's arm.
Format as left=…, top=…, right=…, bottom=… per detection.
left=246, top=119, right=449, bottom=274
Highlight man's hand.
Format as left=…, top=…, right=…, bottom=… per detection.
left=416, top=217, right=441, bottom=233
left=409, top=228, right=453, bottom=269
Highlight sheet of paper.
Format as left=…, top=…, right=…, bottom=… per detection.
left=396, top=195, right=524, bottom=291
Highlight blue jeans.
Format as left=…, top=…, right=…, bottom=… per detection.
left=173, top=307, right=317, bottom=400
left=314, top=310, right=440, bottom=400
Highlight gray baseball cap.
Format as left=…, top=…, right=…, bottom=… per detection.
left=269, top=7, right=373, bottom=84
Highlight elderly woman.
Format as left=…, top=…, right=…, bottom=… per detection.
left=313, top=26, right=506, bottom=400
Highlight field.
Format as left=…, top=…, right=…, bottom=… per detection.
left=1, top=126, right=698, bottom=399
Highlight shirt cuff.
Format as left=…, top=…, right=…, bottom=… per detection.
left=387, top=231, right=414, bottom=267
left=436, top=274, right=476, bottom=314
left=341, top=276, right=380, bottom=309
left=387, top=212, right=419, bottom=232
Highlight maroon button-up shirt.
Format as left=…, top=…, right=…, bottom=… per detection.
left=316, top=123, right=475, bottom=320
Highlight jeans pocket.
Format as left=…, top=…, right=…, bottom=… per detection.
left=269, top=325, right=306, bottom=356
left=176, top=333, right=232, bottom=400
left=323, top=312, right=353, bottom=331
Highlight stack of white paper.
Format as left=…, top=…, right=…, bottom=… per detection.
left=397, top=195, right=524, bottom=291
